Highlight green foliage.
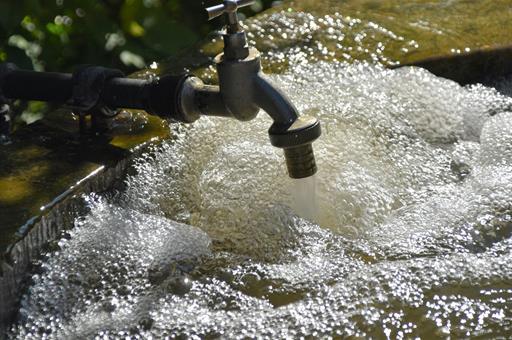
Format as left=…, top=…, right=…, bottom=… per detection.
left=0, top=0, right=277, bottom=73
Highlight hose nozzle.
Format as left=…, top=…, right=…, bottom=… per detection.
left=269, top=115, right=321, bottom=179
left=283, top=144, right=317, bottom=179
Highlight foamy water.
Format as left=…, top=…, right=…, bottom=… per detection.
left=10, top=59, right=512, bottom=338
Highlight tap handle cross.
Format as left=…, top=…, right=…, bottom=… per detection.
left=206, top=0, right=255, bottom=33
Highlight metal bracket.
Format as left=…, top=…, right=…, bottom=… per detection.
left=68, top=65, right=125, bottom=135
left=68, top=65, right=124, bottom=117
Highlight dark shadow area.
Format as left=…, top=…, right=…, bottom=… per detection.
left=396, top=46, right=512, bottom=86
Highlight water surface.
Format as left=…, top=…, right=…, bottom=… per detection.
left=10, top=60, right=512, bottom=338
left=8, top=0, right=512, bottom=337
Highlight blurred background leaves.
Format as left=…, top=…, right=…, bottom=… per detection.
left=0, top=0, right=280, bottom=73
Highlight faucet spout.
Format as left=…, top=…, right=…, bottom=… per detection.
left=253, top=73, right=298, bottom=127
left=253, top=73, right=321, bottom=178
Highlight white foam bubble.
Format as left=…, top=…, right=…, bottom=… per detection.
left=11, top=59, right=512, bottom=338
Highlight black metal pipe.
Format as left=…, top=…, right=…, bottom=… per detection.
left=2, top=69, right=150, bottom=109
left=0, top=66, right=190, bottom=120
left=101, top=77, right=149, bottom=110
left=3, top=70, right=73, bottom=103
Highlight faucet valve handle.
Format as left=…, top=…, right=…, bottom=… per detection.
left=206, top=0, right=255, bottom=20
left=206, top=0, right=254, bottom=33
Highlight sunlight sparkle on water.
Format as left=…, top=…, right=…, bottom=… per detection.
left=11, top=59, right=512, bottom=338
left=9, top=6, right=512, bottom=337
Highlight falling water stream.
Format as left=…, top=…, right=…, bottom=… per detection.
left=290, top=175, right=320, bottom=225
left=8, top=6, right=512, bottom=339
